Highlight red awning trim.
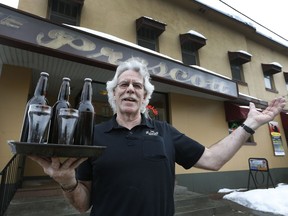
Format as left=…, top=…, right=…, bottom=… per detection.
left=224, top=102, right=263, bottom=122
left=224, top=102, right=249, bottom=122
left=280, top=112, right=288, bottom=131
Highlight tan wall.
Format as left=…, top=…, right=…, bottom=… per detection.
left=170, top=93, right=288, bottom=174
left=18, top=0, right=48, bottom=18
left=0, top=65, right=48, bottom=175
left=0, top=65, right=31, bottom=169
left=245, top=39, right=288, bottom=100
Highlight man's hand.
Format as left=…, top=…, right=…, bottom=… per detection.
left=28, top=156, right=87, bottom=185
left=244, top=97, right=286, bottom=130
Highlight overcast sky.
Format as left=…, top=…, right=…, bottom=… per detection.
left=220, top=0, right=288, bottom=40
left=0, top=0, right=287, bottom=41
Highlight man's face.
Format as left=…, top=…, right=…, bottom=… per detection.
left=114, top=70, right=146, bottom=116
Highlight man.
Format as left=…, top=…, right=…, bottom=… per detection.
left=30, top=59, right=286, bottom=216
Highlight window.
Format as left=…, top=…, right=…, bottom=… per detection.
left=136, top=17, right=166, bottom=51
left=224, top=102, right=255, bottom=144
left=179, top=31, right=206, bottom=66
left=48, top=0, right=83, bottom=25
left=181, top=45, right=199, bottom=65
left=228, top=51, right=252, bottom=83
left=262, top=62, right=282, bottom=92
left=228, top=121, right=254, bottom=143
left=148, top=91, right=169, bottom=122
left=137, top=28, right=159, bottom=51
left=230, top=64, right=244, bottom=82
left=284, top=72, right=288, bottom=91
left=264, top=74, right=274, bottom=90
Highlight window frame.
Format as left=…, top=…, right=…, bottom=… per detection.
left=48, top=0, right=82, bottom=26
left=181, top=45, right=199, bottom=66
left=230, top=63, right=246, bottom=84
left=137, top=30, right=159, bottom=51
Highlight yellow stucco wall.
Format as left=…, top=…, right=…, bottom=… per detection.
left=0, top=65, right=31, bottom=169
left=18, top=0, right=48, bottom=18
left=170, top=93, right=288, bottom=174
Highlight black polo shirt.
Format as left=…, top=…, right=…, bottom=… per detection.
left=77, top=115, right=205, bottom=216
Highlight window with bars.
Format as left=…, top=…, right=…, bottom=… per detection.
left=136, top=17, right=166, bottom=52
left=48, top=0, right=82, bottom=25
left=230, top=64, right=245, bottom=82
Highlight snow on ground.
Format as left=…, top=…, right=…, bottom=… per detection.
left=219, top=183, right=288, bottom=215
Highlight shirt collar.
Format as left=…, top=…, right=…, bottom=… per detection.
left=103, top=114, right=154, bottom=132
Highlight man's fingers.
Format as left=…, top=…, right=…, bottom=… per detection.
left=61, top=157, right=88, bottom=169
left=51, top=157, right=62, bottom=169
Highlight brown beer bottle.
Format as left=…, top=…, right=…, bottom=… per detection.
left=74, top=78, right=95, bottom=145
left=20, top=72, right=49, bottom=142
left=48, top=77, right=71, bottom=144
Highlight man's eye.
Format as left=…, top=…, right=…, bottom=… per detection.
left=119, top=83, right=129, bottom=88
left=133, top=83, right=142, bottom=89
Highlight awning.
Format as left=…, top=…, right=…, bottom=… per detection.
left=280, top=112, right=288, bottom=142
left=224, top=102, right=249, bottom=122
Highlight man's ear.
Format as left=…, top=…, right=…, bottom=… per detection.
left=143, top=92, right=147, bottom=100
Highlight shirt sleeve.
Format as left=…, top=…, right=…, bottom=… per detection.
left=170, top=125, right=205, bottom=169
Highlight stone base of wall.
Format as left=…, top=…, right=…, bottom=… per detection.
left=176, top=168, right=288, bottom=194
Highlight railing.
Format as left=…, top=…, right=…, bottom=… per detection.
left=0, top=154, right=25, bottom=216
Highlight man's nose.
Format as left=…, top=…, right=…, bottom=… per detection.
left=126, top=83, right=135, bottom=91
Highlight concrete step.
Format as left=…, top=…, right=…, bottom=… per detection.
left=7, top=196, right=89, bottom=216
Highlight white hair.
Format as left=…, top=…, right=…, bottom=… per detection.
left=106, top=58, right=154, bottom=114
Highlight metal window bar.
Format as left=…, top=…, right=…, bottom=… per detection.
left=0, top=154, right=25, bottom=216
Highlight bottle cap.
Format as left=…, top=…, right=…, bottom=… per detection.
left=40, top=72, right=49, bottom=77
left=63, top=77, right=71, bottom=81
left=84, top=78, right=92, bottom=82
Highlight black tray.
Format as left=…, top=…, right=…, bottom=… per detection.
left=8, top=141, right=106, bottom=158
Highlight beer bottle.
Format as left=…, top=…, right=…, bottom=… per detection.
left=74, top=78, right=95, bottom=145
left=20, top=72, right=49, bottom=142
left=48, top=77, right=71, bottom=144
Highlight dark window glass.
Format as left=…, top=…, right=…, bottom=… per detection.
left=49, top=0, right=81, bottom=25
left=231, top=64, right=244, bottom=82
left=181, top=47, right=198, bottom=65
left=137, top=28, right=158, bottom=51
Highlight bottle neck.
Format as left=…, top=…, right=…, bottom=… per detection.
left=34, top=75, right=48, bottom=97
left=80, top=81, right=92, bottom=102
left=58, top=80, right=70, bottom=101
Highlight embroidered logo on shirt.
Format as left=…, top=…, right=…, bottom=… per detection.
left=146, top=130, right=158, bottom=136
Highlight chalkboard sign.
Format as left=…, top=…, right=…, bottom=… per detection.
left=247, top=158, right=275, bottom=189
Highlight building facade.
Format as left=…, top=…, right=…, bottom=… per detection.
left=1, top=0, right=288, bottom=193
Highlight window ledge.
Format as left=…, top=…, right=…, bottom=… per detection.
left=265, top=88, right=278, bottom=93
left=233, top=79, right=248, bottom=86
left=244, top=141, right=257, bottom=146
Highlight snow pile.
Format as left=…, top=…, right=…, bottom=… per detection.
left=219, top=183, right=288, bottom=215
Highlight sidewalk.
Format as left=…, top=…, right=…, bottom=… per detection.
left=5, top=179, right=280, bottom=216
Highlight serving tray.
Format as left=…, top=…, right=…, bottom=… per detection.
left=8, top=141, right=106, bottom=158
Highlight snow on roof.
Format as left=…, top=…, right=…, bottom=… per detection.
left=187, top=30, right=207, bottom=39
left=190, top=65, right=230, bottom=80
left=142, top=16, right=167, bottom=25
left=65, top=24, right=180, bottom=63
left=270, top=62, right=283, bottom=68
left=236, top=50, right=252, bottom=57
left=195, top=0, right=288, bottom=48
left=239, top=92, right=262, bottom=101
